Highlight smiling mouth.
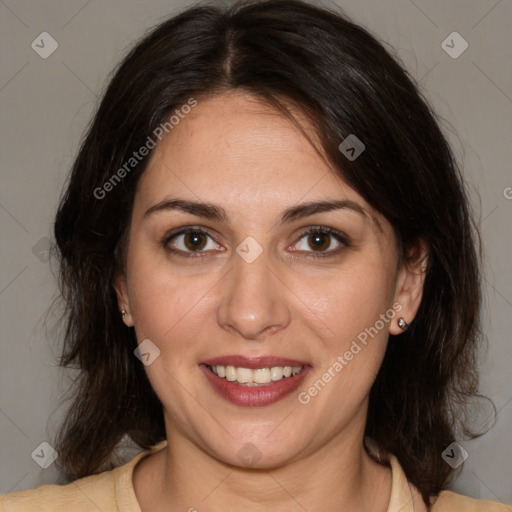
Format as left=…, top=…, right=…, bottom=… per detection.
left=205, top=364, right=305, bottom=386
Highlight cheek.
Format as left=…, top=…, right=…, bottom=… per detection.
left=127, top=266, right=216, bottom=414
left=132, top=277, right=203, bottom=340
left=297, top=261, right=395, bottom=348
left=294, top=259, right=394, bottom=403
left=127, top=247, right=219, bottom=361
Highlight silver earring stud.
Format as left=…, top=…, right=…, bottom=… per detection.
left=398, top=317, right=409, bottom=331
left=121, top=309, right=126, bottom=317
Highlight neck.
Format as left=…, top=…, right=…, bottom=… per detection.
left=145, top=423, right=392, bottom=512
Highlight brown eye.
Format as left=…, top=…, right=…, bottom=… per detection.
left=307, top=232, right=331, bottom=251
left=164, top=228, right=221, bottom=256
left=291, top=226, right=349, bottom=258
left=183, top=231, right=208, bottom=251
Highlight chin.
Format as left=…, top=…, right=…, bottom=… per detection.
left=214, top=437, right=308, bottom=470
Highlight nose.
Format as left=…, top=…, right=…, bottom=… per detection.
left=216, top=245, right=291, bottom=341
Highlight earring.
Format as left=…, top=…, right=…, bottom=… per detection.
left=121, top=309, right=126, bottom=317
left=398, top=317, right=409, bottom=331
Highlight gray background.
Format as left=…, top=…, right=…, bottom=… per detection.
left=0, top=0, right=511, bottom=505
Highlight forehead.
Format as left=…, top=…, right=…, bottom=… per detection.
left=135, top=91, right=382, bottom=229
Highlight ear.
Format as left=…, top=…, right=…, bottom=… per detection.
left=389, top=238, right=428, bottom=335
left=114, top=271, right=134, bottom=327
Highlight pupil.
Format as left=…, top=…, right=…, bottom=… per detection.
left=185, top=232, right=206, bottom=251
left=309, top=232, right=329, bottom=251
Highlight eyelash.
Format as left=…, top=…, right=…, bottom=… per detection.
left=162, top=225, right=350, bottom=259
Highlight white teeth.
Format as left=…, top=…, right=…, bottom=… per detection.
left=208, top=365, right=304, bottom=385
left=236, top=367, right=253, bottom=383
left=225, top=365, right=237, bottom=382
left=270, top=366, right=284, bottom=381
left=253, top=368, right=271, bottom=383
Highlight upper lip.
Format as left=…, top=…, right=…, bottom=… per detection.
left=201, top=355, right=310, bottom=369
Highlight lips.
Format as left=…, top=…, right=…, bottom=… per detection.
left=201, top=355, right=310, bottom=369
left=199, top=354, right=312, bottom=407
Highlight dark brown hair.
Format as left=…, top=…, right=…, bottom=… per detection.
left=53, top=0, right=485, bottom=505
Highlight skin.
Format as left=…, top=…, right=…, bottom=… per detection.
left=115, top=90, right=428, bottom=512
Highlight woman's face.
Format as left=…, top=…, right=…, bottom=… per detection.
left=117, top=90, right=422, bottom=468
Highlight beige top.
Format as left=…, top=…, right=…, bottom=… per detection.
left=1, top=440, right=510, bottom=511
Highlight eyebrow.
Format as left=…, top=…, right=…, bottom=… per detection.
left=143, top=197, right=373, bottom=225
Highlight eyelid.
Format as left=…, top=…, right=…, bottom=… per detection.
left=288, top=225, right=350, bottom=257
left=162, top=226, right=221, bottom=255
left=294, top=225, right=350, bottom=245
left=162, top=225, right=350, bottom=257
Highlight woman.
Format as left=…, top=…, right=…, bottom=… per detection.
left=1, top=0, right=509, bottom=510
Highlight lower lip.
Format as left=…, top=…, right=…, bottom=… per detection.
left=200, top=365, right=311, bottom=407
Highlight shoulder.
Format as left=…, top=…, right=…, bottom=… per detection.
left=0, top=440, right=167, bottom=512
left=431, top=490, right=512, bottom=512
left=0, top=470, right=117, bottom=512
left=380, top=447, right=511, bottom=512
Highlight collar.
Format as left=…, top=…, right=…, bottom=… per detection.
left=386, top=453, right=418, bottom=511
